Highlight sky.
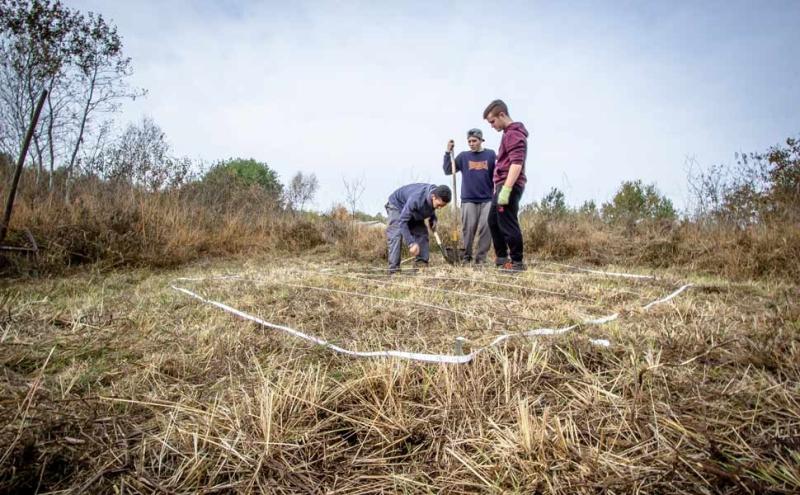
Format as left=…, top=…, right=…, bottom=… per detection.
left=68, top=0, right=799, bottom=215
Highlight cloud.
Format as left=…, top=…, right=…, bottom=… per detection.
left=69, top=0, right=800, bottom=213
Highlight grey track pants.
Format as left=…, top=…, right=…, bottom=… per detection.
left=386, top=207, right=429, bottom=271
left=461, top=201, right=492, bottom=263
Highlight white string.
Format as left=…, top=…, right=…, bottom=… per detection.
left=172, top=273, right=694, bottom=364
left=544, top=261, right=657, bottom=280
left=307, top=270, right=518, bottom=304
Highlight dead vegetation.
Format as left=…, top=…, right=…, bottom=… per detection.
left=1, top=258, right=798, bottom=493
left=3, top=162, right=800, bottom=281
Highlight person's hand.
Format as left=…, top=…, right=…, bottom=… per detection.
left=429, top=218, right=437, bottom=233
left=409, top=243, right=420, bottom=257
left=447, top=140, right=454, bottom=154
left=498, top=185, right=512, bottom=205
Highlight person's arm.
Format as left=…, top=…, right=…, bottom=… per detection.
left=443, top=147, right=459, bottom=175
left=498, top=138, right=526, bottom=204
left=504, top=164, right=523, bottom=188
left=443, top=152, right=453, bottom=175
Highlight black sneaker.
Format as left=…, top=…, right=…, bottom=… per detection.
left=509, top=260, right=527, bottom=272
left=414, top=259, right=429, bottom=269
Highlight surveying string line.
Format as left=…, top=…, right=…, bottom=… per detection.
left=322, top=268, right=662, bottom=308
left=341, top=262, right=654, bottom=281
left=542, top=261, right=657, bottom=280
left=176, top=275, right=495, bottom=326
left=172, top=286, right=470, bottom=363
left=181, top=274, right=556, bottom=328
left=179, top=271, right=651, bottom=318
left=337, top=267, right=653, bottom=303
left=496, top=268, right=582, bottom=278
left=177, top=273, right=575, bottom=331
left=171, top=285, right=606, bottom=364
left=336, top=270, right=583, bottom=300
left=303, top=269, right=519, bottom=304
left=395, top=275, right=590, bottom=301
left=324, top=273, right=519, bottom=304
left=641, top=284, right=693, bottom=310
left=479, top=267, right=664, bottom=296
left=172, top=274, right=694, bottom=365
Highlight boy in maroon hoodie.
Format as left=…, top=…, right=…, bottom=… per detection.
left=483, top=99, right=528, bottom=271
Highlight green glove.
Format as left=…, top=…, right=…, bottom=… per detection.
left=497, top=185, right=512, bottom=205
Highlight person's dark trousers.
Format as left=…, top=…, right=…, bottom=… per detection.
left=488, top=186, right=524, bottom=262
left=386, top=207, right=430, bottom=272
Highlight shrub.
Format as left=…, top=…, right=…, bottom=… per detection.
left=688, top=135, right=799, bottom=225
left=537, top=187, right=568, bottom=218
left=601, top=180, right=676, bottom=225
left=202, top=158, right=283, bottom=207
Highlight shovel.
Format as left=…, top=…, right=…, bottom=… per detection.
left=433, top=231, right=458, bottom=265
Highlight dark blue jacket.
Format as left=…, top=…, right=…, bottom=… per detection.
left=387, top=183, right=437, bottom=245
left=443, top=149, right=496, bottom=203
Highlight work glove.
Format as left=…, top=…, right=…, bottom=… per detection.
left=498, top=185, right=513, bottom=206
left=429, top=218, right=437, bottom=232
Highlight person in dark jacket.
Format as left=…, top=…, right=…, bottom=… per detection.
left=443, top=129, right=496, bottom=264
left=385, top=184, right=451, bottom=273
left=483, top=99, right=528, bottom=271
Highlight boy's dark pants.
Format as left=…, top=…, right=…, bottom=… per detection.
left=488, top=186, right=524, bottom=262
left=386, top=207, right=430, bottom=271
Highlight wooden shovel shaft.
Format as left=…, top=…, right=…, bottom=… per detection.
left=1, top=89, right=48, bottom=245
left=449, top=150, right=458, bottom=211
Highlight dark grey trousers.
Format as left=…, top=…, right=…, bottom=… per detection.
left=386, top=207, right=429, bottom=271
left=461, top=201, right=492, bottom=263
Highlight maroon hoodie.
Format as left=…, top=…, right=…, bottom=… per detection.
left=494, top=122, right=528, bottom=188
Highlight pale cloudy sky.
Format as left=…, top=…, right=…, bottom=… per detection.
left=69, top=0, right=799, bottom=215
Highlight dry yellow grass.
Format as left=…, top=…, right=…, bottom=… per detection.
left=3, top=165, right=798, bottom=281
left=1, top=255, right=798, bottom=493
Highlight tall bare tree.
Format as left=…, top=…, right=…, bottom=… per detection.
left=0, top=0, right=143, bottom=197
left=286, top=172, right=319, bottom=213
left=342, top=177, right=365, bottom=219
left=95, top=117, right=191, bottom=192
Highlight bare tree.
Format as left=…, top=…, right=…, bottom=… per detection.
left=0, top=0, right=143, bottom=196
left=286, top=172, right=319, bottom=213
left=95, top=117, right=190, bottom=192
left=342, top=177, right=365, bottom=219
left=64, top=11, right=145, bottom=194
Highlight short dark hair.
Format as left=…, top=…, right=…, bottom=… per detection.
left=483, top=99, right=509, bottom=119
left=433, top=185, right=451, bottom=203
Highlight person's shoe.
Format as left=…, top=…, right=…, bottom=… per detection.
left=414, top=259, right=429, bottom=269
left=494, top=257, right=508, bottom=268
left=509, top=260, right=527, bottom=272
left=461, top=255, right=473, bottom=264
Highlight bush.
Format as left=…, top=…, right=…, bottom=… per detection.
left=201, top=158, right=283, bottom=207
left=601, top=180, right=676, bottom=226
left=688, top=135, right=800, bottom=225
left=92, top=117, right=191, bottom=192
left=537, top=187, right=568, bottom=218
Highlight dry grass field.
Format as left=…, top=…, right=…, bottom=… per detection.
left=1, top=254, right=798, bottom=493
